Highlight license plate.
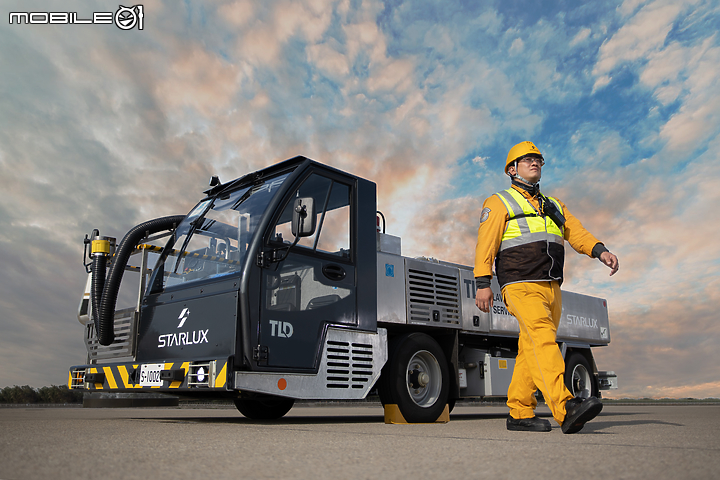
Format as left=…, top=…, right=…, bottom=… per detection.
left=139, top=363, right=164, bottom=386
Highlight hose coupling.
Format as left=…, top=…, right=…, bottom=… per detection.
left=91, top=236, right=116, bottom=256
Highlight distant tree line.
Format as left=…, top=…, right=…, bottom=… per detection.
left=0, top=385, right=83, bottom=404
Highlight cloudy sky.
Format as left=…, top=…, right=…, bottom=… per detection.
left=1, top=0, right=718, bottom=398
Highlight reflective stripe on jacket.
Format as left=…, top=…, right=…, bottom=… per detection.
left=494, top=188, right=565, bottom=288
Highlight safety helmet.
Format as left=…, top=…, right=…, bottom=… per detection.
left=505, top=141, right=543, bottom=174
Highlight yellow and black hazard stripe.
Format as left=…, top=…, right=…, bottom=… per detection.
left=68, top=359, right=229, bottom=392
left=133, top=244, right=242, bottom=266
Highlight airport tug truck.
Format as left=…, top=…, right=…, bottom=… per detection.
left=70, top=156, right=617, bottom=423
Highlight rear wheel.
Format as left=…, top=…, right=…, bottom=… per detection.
left=233, top=394, right=295, bottom=420
left=378, top=333, right=449, bottom=423
left=564, top=352, right=597, bottom=399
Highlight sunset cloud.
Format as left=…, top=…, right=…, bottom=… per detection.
left=0, top=0, right=718, bottom=398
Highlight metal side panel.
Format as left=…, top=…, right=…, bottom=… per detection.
left=458, top=268, right=490, bottom=332
left=489, top=277, right=520, bottom=335
left=84, top=308, right=138, bottom=364
left=377, top=252, right=407, bottom=324
left=234, top=327, right=388, bottom=399
left=486, top=281, right=611, bottom=344
left=405, top=258, right=461, bottom=328
left=557, top=291, right=611, bottom=344
left=483, top=353, right=515, bottom=396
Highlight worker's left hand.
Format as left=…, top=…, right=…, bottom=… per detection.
left=599, top=251, right=619, bottom=276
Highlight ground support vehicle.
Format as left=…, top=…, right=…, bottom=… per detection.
left=69, top=156, right=618, bottom=422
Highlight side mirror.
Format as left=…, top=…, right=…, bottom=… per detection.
left=291, top=197, right=316, bottom=237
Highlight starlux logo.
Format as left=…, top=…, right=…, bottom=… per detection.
left=9, top=5, right=144, bottom=30
left=157, top=307, right=209, bottom=349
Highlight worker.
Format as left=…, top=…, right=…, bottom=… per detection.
left=473, top=141, right=619, bottom=434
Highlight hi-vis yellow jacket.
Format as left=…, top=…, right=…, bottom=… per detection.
left=473, top=185, right=602, bottom=288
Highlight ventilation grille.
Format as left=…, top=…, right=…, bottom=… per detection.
left=407, top=268, right=460, bottom=325
left=85, top=308, right=137, bottom=363
left=69, top=368, right=86, bottom=389
left=325, top=341, right=374, bottom=389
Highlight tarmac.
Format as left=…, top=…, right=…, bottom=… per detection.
left=1, top=402, right=719, bottom=479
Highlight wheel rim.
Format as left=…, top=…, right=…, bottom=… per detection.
left=571, top=363, right=592, bottom=398
left=405, top=350, right=441, bottom=408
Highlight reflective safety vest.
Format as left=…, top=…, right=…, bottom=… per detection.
left=494, top=188, right=566, bottom=288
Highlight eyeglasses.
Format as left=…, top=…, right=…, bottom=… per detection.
left=518, top=156, right=544, bottom=167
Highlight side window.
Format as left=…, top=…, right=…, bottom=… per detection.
left=316, top=182, right=350, bottom=256
left=264, top=259, right=353, bottom=312
left=271, top=174, right=352, bottom=259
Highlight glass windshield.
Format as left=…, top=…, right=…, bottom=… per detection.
left=148, top=173, right=290, bottom=292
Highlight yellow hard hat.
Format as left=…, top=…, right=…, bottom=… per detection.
left=505, top=141, right=543, bottom=174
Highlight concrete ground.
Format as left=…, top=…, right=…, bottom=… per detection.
left=1, top=403, right=718, bottom=479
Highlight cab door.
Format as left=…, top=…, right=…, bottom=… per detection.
left=258, top=172, right=356, bottom=370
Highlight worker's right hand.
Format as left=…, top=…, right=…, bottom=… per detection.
left=475, top=287, right=493, bottom=313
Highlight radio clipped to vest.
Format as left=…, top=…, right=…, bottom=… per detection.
left=541, top=195, right=566, bottom=227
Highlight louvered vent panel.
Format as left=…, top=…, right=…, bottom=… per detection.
left=407, top=266, right=461, bottom=326
left=325, top=341, right=374, bottom=389
left=85, top=308, right=137, bottom=363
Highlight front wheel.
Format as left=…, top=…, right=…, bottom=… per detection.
left=378, top=333, right=449, bottom=423
left=564, top=352, right=597, bottom=398
left=233, top=394, right=295, bottom=420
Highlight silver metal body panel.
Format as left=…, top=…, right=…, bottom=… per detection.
left=458, top=347, right=516, bottom=397
left=375, top=254, right=611, bottom=346
left=377, top=232, right=401, bottom=255
left=458, top=268, right=490, bottom=332
left=404, top=258, right=461, bottom=328
left=377, top=252, right=407, bottom=324
left=557, top=291, right=611, bottom=344
left=484, top=353, right=515, bottom=396
left=234, top=327, right=388, bottom=399
left=84, top=308, right=138, bottom=364
left=488, top=277, right=521, bottom=336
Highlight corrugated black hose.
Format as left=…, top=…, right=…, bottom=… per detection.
left=95, top=215, right=186, bottom=346
left=90, top=253, right=107, bottom=338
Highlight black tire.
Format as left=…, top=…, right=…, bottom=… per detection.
left=378, top=333, right=449, bottom=423
left=233, top=394, right=295, bottom=420
left=564, top=352, right=598, bottom=399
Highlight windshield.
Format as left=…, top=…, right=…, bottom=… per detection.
left=148, top=173, right=290, bottom=292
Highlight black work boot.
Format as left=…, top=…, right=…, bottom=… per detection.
left=506, top=415, right=552, bottom=432
left=561, top=396, right=603, bottom=434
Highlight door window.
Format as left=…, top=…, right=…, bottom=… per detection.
left=270, top=174, right=351, bottom=259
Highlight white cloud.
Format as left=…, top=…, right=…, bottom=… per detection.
left=593, top=0, right=687, bottom=88
left=1, top=0, right=719, bottom=399
left=509, top=37, right=524, bottom=55
left=218, top=0, right=256, bottom=27
left=569, top=27, right=592, bottom=47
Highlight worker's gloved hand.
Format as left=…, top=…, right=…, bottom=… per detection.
left=599, top=251, right=619, bottom=276
left=475, top=287, right=493, bottom=313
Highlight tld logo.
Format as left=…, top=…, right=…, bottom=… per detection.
left=269, top=320, right=293, bottom=338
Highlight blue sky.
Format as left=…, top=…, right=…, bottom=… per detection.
left=1, top=0, right=719, bottom=398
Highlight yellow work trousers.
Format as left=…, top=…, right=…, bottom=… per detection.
left=502, top=281, right=574, bottom=425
